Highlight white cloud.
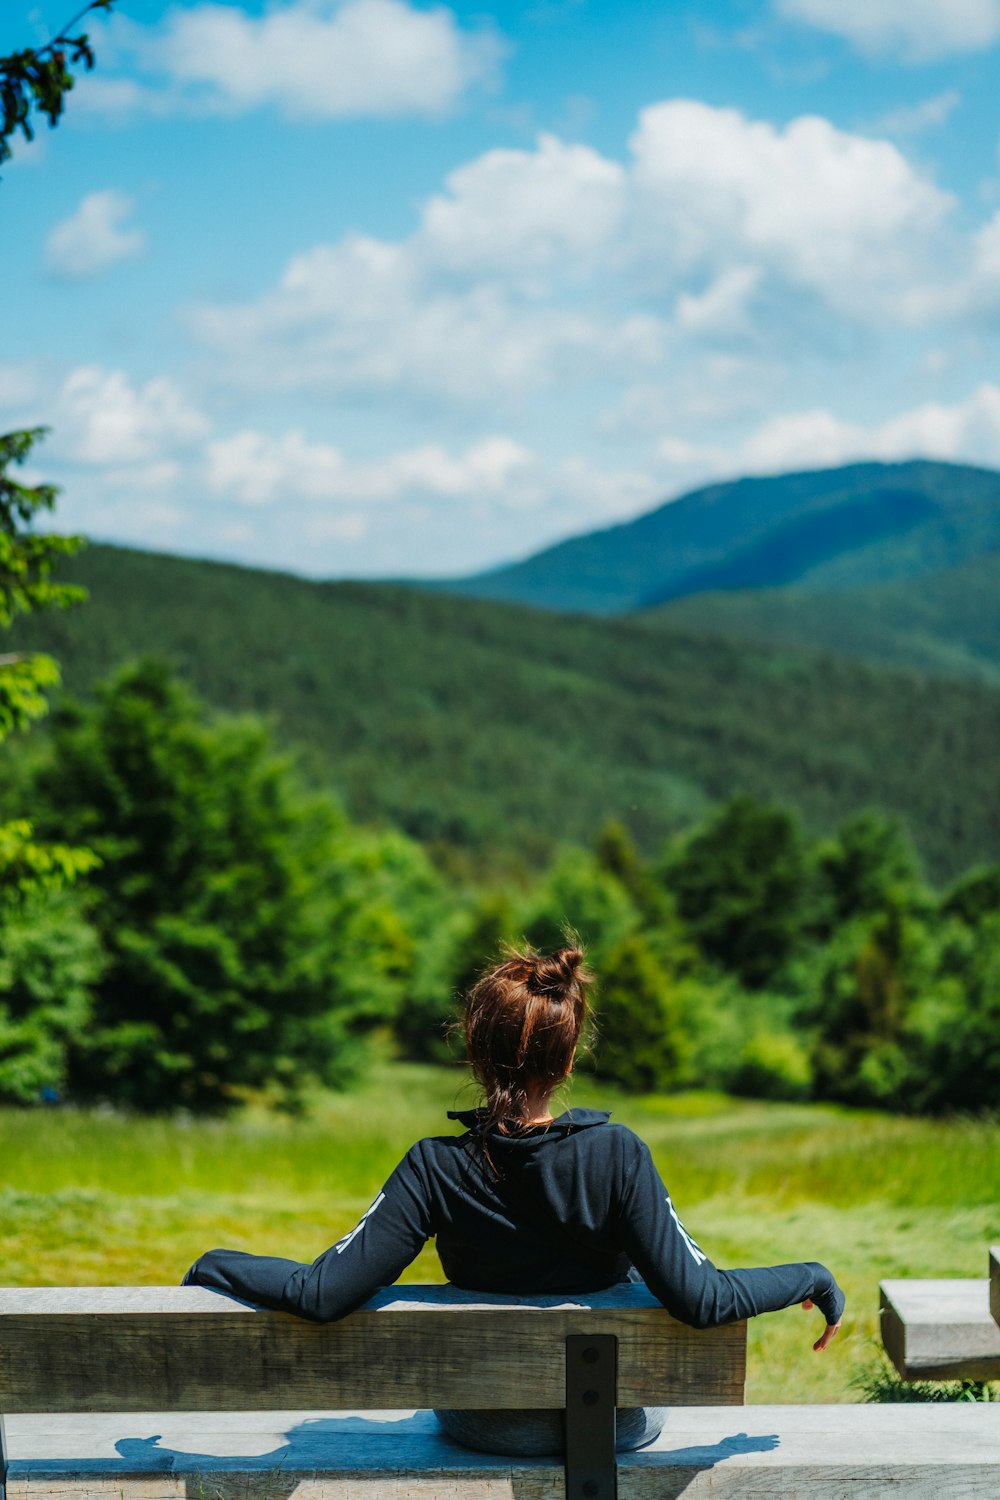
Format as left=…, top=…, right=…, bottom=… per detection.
left=203, top=426, right=656, bottom=543
left=191, top=231, right=665, bottom=405
left=45, top=191, right=146, bottom=280
left=421, top=134, right=625, bottom=274
left=56, top=367, right=209, bottom=466
left=599, top=354, right=780, bottom=438
left=775, top=0, right=1000, bottom=62
left=657, top=384, right=1000, bottom=482
left=629, top=101, right=953, bottom=320
left=85, top=0, right=503, bottom=120
left=188, top=99, right=967, bottom=414
left=870, top=91, right=962, bottom=138
left=207, top=429, right=542, bottom=507
left=674, top=266, right=762, bottom=336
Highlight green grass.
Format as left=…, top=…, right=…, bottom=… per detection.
left=3, top=1061, right=998, bottom=1405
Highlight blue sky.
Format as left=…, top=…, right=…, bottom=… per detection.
left=4, top=0, right=1000, bottom=577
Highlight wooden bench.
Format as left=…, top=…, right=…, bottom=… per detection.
left=881, top=1245, right=1000, bottom=1381
left=5, top=1282, right=1000, bottom=1497
left=0, top=1283, right=744, bottom=1500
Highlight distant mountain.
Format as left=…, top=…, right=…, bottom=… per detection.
left=650, top=550, right=1000, bottom=687
left=435, top=460, right=1000, bottom=615
left=7, top=542, right=1000, bottom=881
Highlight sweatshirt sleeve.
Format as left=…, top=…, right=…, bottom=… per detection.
left=617, top=1134, right=845, bottom=1330
left=182, top=1146, right=433, bottom=1322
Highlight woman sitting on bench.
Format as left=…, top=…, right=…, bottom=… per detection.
left=184, top=945, right=844, bottom=1456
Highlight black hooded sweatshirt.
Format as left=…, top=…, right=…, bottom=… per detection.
left=184, top=1108, right=846, bottom=1330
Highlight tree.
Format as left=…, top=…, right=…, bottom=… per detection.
left=32, top=659, right=376, bottom=1111
left=808, top=896, right=938, bottom=1107
left=1, top=2, right=116, bottom=172
left=0, top=428, right=97, bottom=900
left=941, top=864, right=1000, bottom=928
left=0, top=889, right=102, bottom=1104
left=522, top=850, right=639, bottom=968
left=908, top=915, right=1000, bottom=1113
left=2, top=4, right=121, bottom=895
left=590, top=932, right=687, bottom=1094
left=662, top=795, right=808, bottom=988
left=396, top=887, right=518, bottom=1063
left=811, top=811, right=921, bottom=934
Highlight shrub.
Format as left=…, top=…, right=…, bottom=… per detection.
left=731, top=1030, right=813, bottom=1102
left=590, top=933, right=687, bottom=1093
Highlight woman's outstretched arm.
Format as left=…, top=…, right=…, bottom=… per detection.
left=617, top=1135, right=844, bottom=1345
left=183, top=1146, right=432, bottom=1322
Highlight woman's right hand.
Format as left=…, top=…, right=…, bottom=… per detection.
left=802, top=1297, right=841, bottom=1351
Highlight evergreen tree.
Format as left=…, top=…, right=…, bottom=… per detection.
left=522, top=851, right=638, bottom=967
left=811, top=811, right=921, bottom=934
left=808, top=895, right=938, bottom=1107
left=0, top=891, right=102, bottom=1104
left=33, top=659, right=370, bottom=1110
left=662, top=795, right=808, bottom=988
left=590, top=932, right=687, bottom=1094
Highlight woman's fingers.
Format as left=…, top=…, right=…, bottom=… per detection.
left=802, top=1300, right=840, bottom=1351
left=812, top=1320, right=841, bottom=1352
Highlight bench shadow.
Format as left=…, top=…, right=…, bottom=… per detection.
left=13, top=1416, right=781, bottom=1499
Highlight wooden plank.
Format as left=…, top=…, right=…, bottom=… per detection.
left=0, top=1286, right=745, bottom=1413
left=6, top=1404, right=1000, bottom=1500
left=990, top=1247, right=999, bottom=1329
left=881, top=1278, right=1000, bottom=1380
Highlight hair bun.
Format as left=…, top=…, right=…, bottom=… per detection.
left=527, top=946, right=587, bottom=996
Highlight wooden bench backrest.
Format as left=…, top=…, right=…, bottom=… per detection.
left=0, top=1284, right=746, bottom=1412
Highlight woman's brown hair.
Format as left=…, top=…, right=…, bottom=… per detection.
left=463, top=944, right=592, bottom=1131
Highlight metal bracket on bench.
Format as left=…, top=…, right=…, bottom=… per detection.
left=565, top=1333, right=617, bottom=1500
left=1, top=1410, right=8, bottom=1490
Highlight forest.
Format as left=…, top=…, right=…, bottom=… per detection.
left=2, top=432, right=998, bottom=1120
left=9, top=540, right=1000, bottom=882
left=3, top=651, right=998, bottom=1118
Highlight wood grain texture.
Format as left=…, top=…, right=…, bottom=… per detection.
left=6, top=1405, right=1000, bottom=1500
left=880, top=1278, right=1000, bottom=1379
left=990, top=1248, right=999, bottom=1330
left=0, top=1286, right=745, bottom=1414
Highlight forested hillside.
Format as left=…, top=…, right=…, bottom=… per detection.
left=10, top=542, right=1000, bottom=881
left=438, top=459, right=1000, bottom=615
left=649, top=550, right=1000, bottom=686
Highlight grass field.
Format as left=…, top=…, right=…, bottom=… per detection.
left=4, top=1060, right=998, bottom=1404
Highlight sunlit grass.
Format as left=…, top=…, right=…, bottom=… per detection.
left=4, top=1060, right=999, bottom=1404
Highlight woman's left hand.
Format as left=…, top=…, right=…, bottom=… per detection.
left=802, top=1297, right=841, bottom=1351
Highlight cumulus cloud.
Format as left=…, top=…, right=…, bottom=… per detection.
left=628, top=101, right=953, bottom=320
left=421, top=134, right=626, bottom=274
left=657, top=384, right=1000, bottom=482
left=674, top=266, right=762, bottom=336
left=205, top=430, right=535, bottom=506
left=870, top=90, right=962, bottom=138
left=55, top=367, right=209, bottom=466
left=82, top=0, right=503, bottom=119
left=190, top=232, right=665, bottom=405
left=45, top=190, right=146, bottom=280
left=775, top=0, right=1000, bottom=62
left=189, top=100, right=965, bottom=411
left=204, top=425, right=653, bottom=522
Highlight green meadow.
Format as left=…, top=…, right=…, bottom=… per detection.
left=4, top=1059, right=998, bottom=1405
